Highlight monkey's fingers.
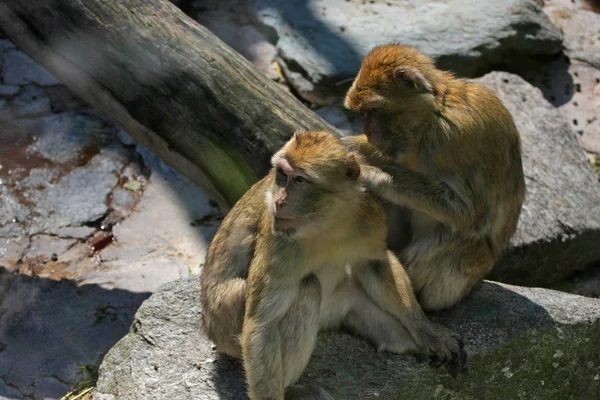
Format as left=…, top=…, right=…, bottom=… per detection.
left=428, top=355, right=446, bottom=369
left=448, top=342, right=470, bottom=377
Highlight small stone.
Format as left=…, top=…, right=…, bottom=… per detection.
left=124, top=180, right=143, bottom=192
left=553, top=350, right=563, bottom=358
left=0, top=85, right=20, bottom=97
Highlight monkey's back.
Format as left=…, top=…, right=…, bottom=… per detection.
left=200, top=174, right=272, bottom=357
left=436, top=79, right=526, bottom=253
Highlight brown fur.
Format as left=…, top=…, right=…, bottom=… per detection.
left=201, top=130, right=468, bottom=400
left=343, top=44, right=526, bottom=311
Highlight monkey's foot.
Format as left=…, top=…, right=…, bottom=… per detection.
left=416, top=327, right=469, bottom=376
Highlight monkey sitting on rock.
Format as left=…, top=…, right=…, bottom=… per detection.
left=201, top=130, right=468, bottom=400
left=343, top=44, right=526, bottom=312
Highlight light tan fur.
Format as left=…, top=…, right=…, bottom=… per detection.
left=343, top=44, right=526, bottom=311
left=201, top=131, right=468, bottom=400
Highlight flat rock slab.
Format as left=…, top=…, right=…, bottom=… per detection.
left=93, top=276, right=600, bottom=400
left=249, top=0, right=563, bottom=104
left=478, top=72, right=600, bottom=286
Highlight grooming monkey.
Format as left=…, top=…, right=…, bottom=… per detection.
left=201, top=131, right=468, bottom=400
left=343, top=44, right=526, bottom=312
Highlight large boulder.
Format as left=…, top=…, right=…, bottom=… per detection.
left=477, top=72, right=600, bottom=286
left=249, top=0, right=563, bottom=104
left=93, top=275, right=600, bottom=400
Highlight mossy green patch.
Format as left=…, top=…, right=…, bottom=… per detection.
left=389, top=323, right=600, bottom=400
left=194, top=139, right=259, bottom=205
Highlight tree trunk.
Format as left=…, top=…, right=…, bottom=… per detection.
left=0, top=0, right=333, bottom=208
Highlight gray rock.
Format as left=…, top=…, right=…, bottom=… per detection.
left=0, top=144, right=127, bottom=238
left=545, top=1, right=600, bottom=69
left=249, top=0, right=564, bottom=104
left=29, top=112, right=115, bottom=164
left=0, top=39, right=15, bottom=53
left=0, top=85, right=20, bottom=98
left=93, top=276, right=600, bottom=400
left=0, top=269, right=150, bottom=399
left=315, top=104, right=363, bottom=136
left=0, top=186, right=30, bottom=237
left=0, top=379, right=24, bottom=400
left=2, top=50, right=59, bottom=86
left=84, top=145, right=218, bottom=293
left=4, top=85, right=51, bottom=118
left=194, top=8, right=279, bottom=80
left=552, top=263, right=600, bottom=299
left=115, top=129, right=137, bottom=146
left=478, top=72, right=600, bottom=286
left=32, top=145, right=126, bottom=230
left=47, top=226, right=96, bottom=239
left=26, top=234, right=77, bottom=259
left=0, top=236, right=29, bottom=273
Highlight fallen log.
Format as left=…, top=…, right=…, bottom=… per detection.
left=0, top=0, right=332, bottom=208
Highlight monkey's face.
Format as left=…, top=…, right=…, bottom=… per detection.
left=267, top=131, right=362, bottom=238
left=345, top=44, right=437, bottom=157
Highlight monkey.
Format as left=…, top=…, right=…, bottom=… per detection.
left=343, top=44, right=526, bottom=312
left=201, top=130, right=468, bottom=400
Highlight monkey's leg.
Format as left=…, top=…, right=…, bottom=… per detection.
left=403, top=233, right=495, bottom=312
left=351, top=252, right=468, bottom=373
left=243, top=274, right=324, bottom=400
left=280, top=274, right=322, bottom=387
left=320, top=278, right=418, bottom=355
left=202, top=279, right=246, bottom=358
left=280, top=274, right=335, bottom=399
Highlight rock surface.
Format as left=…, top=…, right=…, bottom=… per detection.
left=477, top=72, right=600, bottom=286
left=0, top=269, right=151, bottom=400
left=93, top=275, right=600, bottom=400
left=545, top=0, right=600, bottom=69
left=191, top=0, right=279, bottom=81
left=539, top=0, right=600, bottom=172
left=0, top=39, right=222, bottom=399
left=249, top=0, right=563, bottom=104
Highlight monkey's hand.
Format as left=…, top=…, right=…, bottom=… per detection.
left=415, top=323, right=469, bottom=377
left=360, top=165, right=394, bottom=192
left=340, top=135, right=387, bottom=168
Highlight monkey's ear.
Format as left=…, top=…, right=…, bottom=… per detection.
left=345, top=154, right=361, bottom=181
left=393, top=66, right=433, bottom=93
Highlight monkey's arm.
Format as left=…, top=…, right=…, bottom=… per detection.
left=361, top=164, right=473, bottom=230
left=242, top=280, right=298, bottom=400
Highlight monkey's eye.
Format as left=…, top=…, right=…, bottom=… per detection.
left=276, top=168, right=287, bottom=185
left=294, top=176, right=308, bottom=184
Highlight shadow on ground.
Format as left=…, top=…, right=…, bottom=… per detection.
left=0, top=267, right=151, bottom=399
